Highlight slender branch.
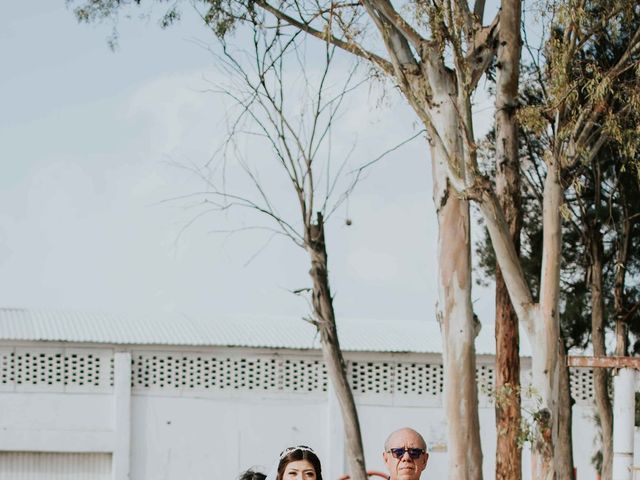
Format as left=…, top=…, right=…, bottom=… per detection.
left=255, top=0, right=394, bottom=74
left=351, top=129, right=427, bottom=174
left=361, top=0, right=418, bottom=79
left=367, top=0, right=427, bottom=50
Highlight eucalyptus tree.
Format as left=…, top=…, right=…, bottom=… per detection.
left=510, top=111, right=640, bottom=480
left=478, top=2, right=640, bottom=478
left=172, top=25, right=372, bottom=480
left=492, top=1, right=523, bottom=478
left=571, top=151, right=640, bottom=480
left=527, top=5, right=639, bottom=477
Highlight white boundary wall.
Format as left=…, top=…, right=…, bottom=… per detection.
left=0, top=342, right=637, bottom=480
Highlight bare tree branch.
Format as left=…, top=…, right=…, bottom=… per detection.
left=255, top=0, right=394, bottom=73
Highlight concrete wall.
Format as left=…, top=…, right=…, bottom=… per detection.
left=0, top=342, right=635, bottom=480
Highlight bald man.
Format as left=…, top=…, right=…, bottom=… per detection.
left=382, top=428, right=429, bottom=480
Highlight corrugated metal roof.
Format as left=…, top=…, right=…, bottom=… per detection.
left=0, top=308, right=530, bottom=355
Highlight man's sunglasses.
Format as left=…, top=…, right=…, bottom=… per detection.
left=387, top=447, right=426, bottom=459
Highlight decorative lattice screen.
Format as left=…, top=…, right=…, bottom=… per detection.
left=0, top=348, right=112, bottom=392
left=131, top=353, right=327, bottom=393
left=0, top=350, right=12, bottom=387
left=396, top=362, right=444, bottom=396
left=476, top=364, right=495, bottom=396
left=0, top=347, right=596, bottom=404
left=569, top=367, right=594, bottom=402
left=349, top=361, right=392, bottom=394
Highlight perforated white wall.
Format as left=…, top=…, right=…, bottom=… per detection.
left=0, top=350, right=12, bottom=387
left=398, top=362, right=444, bottom=396
left=0, top=346, right=597, bottom=404
left=349, top=361, right=391, bottom=394
left=0, top=348, right=113, bottom=393
left=131, top=353, right=328, bottom=393
left=570, top=367, right=594, bottom=402
left=348, top=361, right=444, bottom=397
left=476, top=364, right=495, bottom=396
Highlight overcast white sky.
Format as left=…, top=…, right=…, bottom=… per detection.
left=1, top=1, right=496, bottom=325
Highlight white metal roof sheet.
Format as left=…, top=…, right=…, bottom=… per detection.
left=0, top=308, right=531, bottom=355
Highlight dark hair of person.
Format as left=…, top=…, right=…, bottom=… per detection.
left=239, top=469, right=266, bottom=480
left=277, top=447, right=323, bottom=480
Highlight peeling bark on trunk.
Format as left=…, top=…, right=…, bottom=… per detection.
left=531, top=158, right=562, bottom=480
left=474, top=158, right=562, bottom=480
left=437, top=191, right=482, bottom=480
left=427, top=85, right=483, bottom=480
left=403, top=56, right=484, bottom=478
left=306, top=213, right=367, bottom=480
left=495, top=268, right=522, bottom=480
left=494, top=1, right=523, bottom=478
left=590, top=231, right=614, bottom=480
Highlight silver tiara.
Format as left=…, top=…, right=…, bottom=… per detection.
left=265, top=445, right=317, bottom=480
left=279, top=445, right=316, bottom=459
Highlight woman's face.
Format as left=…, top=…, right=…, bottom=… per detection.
left=282, top=460, right=317, bottom=480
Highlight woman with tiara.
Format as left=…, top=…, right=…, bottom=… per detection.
left=265, top=445, right=323, bottom=480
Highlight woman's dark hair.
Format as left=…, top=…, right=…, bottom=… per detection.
left=239, top=469, right=266, bottom=480
left=276, top=447, right=323, bottom=480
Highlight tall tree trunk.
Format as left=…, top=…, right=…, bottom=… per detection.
left=494, top=1, right=523, bottom=478
left=436, top=192, right=482, bottom=480
left=531, top=157, right=562, bottom=480
left=426, top=77, right=483, bottom=480
left=556, top=343, right=575, bottom=480
left=590, top=230, right=614, bottom=480
left=494, top=268, right=522, bottom=480
left=613, top=211, right=631, bottom=357
left=472, top=158, right=562, bottom=479
left=481, top=156, right=562, bottom=480
left=611, top=201, right=632, bottom=480
left=306, top=213, right=367, bottom=480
